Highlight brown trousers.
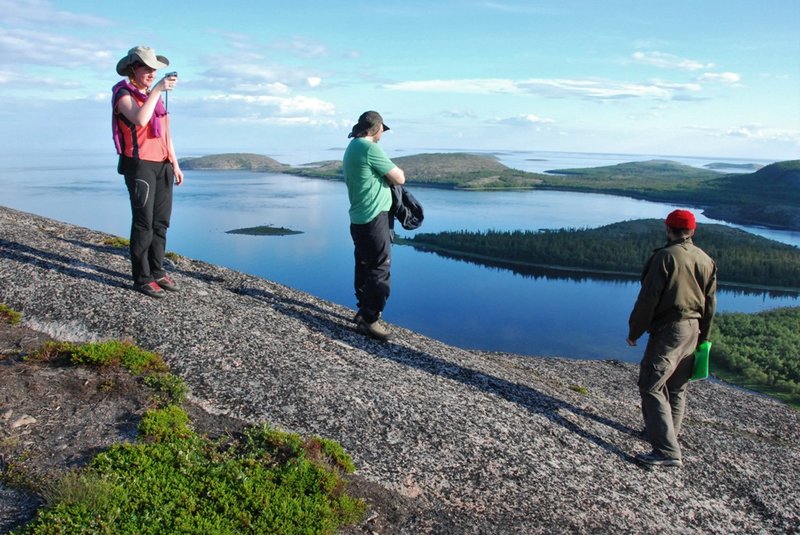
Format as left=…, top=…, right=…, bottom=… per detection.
left=638, top=319, right=699, bottom=460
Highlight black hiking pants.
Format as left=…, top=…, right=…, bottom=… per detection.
left=123, top=158, right=174, bottom=286
left=350, top=212, right=392, bottom=323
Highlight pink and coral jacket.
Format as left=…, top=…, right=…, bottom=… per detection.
left=111, top=80, right=170, bottom=162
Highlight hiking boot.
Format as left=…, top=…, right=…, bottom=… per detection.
left=356, top=318, right=392, bottom=341
left=353, top=310, right=380, bottom=324
left=155, top=274, right=179, bottom=292
left=635, top=451, right=682, bottom=467
left=136, top=281, right=166, bottom=299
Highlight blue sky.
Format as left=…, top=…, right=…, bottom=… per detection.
left=1, top=0, right=799, bottom=162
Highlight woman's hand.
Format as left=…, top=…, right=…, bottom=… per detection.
left=156, top=73, right=178, bottom=92
left=174, top=164, right=184, bottom=186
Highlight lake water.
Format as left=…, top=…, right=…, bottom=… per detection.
left=1, top=149, right=797, bottom=362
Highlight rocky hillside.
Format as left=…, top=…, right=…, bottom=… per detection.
left=3, top=206, right=797, bottom=534
left=702, top=160, right=800, bottom=230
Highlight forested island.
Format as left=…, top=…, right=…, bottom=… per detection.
left=397, top=219, right=800, bottom=290
left=179, top=153, right=800, bottom=231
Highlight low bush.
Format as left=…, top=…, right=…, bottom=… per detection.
left=16, top=419, right=365, bottom=534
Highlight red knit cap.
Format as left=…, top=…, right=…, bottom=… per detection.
left=665, top=209, right=696, bottom=230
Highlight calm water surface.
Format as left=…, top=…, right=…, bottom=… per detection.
left=1, top=150, right=797, bottom=361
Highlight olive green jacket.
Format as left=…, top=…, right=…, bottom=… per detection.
left=628, top=237, right=717, bottom=343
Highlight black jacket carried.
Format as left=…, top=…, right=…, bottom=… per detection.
left=390, top=185, right=424, bottom=231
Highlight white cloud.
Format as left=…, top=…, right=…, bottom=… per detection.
left=385, top=79, right=519, bottom=94
left=697, top=72, right=741, bottom=84
left=234, top=82, right=291, bottom=95
left=271, top=37, right=329, bottom=59
left=518, top=78, right=672, bottom=99
left=632, top=51, right=713, bottom=71
left=493, top=114, right=555, bottom=126
left=726, top=126, right=757, bottom=138
left=723, top=126, right=799, bottom=144
left=0, top=70, right=20, bottom=84
left=0, top=29, right=112, bottom=68
left=441, top=109, right=478, bottom=119
left=205, top=93, right=335, bottom=116
left=385, top=77, right=701, bottom=101
left=200, top=61, right=324, bottom=95
left=0, top=0, right=110, bottom=26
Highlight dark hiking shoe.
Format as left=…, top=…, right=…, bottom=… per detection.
left=356, top=318, right=392, bottom=342
left=353, top=310, right=381, bottom=324
left=156, top=275, right=179, bottom=292
left=136, top=281, right=166, bottom=299
left=635, top=451, right=682, bottom=467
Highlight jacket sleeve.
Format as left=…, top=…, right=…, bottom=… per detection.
left=628, top=252, right=667, bottom=342
left=698, top=260, right=718, bottom=343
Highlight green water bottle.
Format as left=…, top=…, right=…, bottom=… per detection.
left=691, top=340, right=712, bottom=381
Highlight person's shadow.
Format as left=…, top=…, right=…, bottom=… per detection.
left=235, top=285, right=641, bottom=463
left=0, top=238, right=130, bottom=288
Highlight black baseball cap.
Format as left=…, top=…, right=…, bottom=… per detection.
left=348, top=111, right=390, bottom=138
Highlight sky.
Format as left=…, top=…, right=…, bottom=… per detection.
left=1, top=0, right=799, bottom=162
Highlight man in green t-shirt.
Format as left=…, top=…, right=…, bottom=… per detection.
left=343, top=111, right=406, bottom=341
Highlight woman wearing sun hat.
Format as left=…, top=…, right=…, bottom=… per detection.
left=112, top=46, right=183, bottom=298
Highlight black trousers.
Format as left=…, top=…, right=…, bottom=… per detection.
left=350, top=212, right=392, bottom=323
left=123, top=159, right=174, bottom=286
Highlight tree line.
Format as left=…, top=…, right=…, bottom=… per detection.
left=712, top=307, right=800, bottom=408
left=401, top=219, right=800, bottom=289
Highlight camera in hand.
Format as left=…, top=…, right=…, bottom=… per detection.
left=165, top=71, right=178, bottom=78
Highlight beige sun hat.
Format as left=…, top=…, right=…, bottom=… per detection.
left=116, top=46, right=170, bottom=76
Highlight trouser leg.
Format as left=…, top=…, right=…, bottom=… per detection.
left=149, top=163, right=174, bottom=280
left=125, top=160, right=173, bottom=286
left=667, top=349, right=696, bottom=437
left=638, top=319, right=699, bottom=459
left=350, top=212, right=392, bottom=323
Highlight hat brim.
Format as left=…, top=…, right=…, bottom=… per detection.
left=116, top=54, right=170, bottom=76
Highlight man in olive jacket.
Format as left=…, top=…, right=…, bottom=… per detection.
left=627, top=209, right=717, bottom=467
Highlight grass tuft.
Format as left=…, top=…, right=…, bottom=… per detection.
left=568, top=384, right=589, bottom=396
left=0, top=303, right=22, bottom=325
left=102, top=236, right=129, bottom=248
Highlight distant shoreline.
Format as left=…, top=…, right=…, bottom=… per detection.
left=179, top=152, right=800, bottom=233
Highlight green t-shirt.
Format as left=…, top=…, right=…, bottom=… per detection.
left=343, top=138, right=397, bottom=224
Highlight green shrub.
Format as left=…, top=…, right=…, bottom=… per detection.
left=143, top=372, right=189, bottom=405
left=15, top=423, right=365, bottom=534
left=35, top=340, right=167, bottom=375
left=138, top=405, right=193, bottom=442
